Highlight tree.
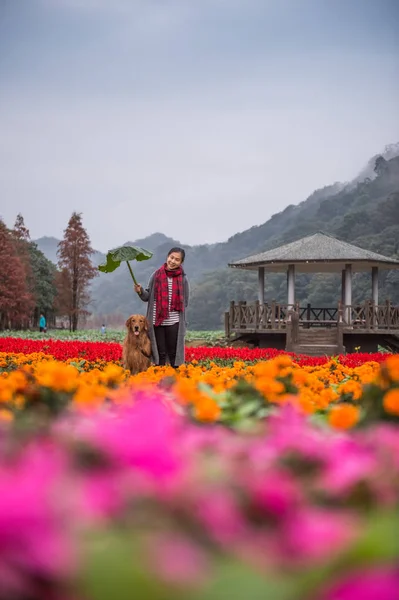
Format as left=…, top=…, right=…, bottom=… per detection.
left=29, top=243, right=58, bottom=327
left=57, top=212, right=98, bottom=331
left=374, top=155, right=388, bottom=176
left=0, top=219, right=34, bottom=330
left=13, top=213, right=31, bottom=242
left=11, top=214, right=36, bottom=325
left=11, top=214, right=57, bottom=328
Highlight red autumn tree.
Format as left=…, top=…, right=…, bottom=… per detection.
left=13, top=213, right=31, bottom=242
left=0, top=218, right=34, bottom=330
left=56, top=212, right=98, bottom=331
left=11, top=214, right=36, bottom=319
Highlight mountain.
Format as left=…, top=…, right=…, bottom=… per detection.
left=35, top=236, right=106, bottom=267
left=35, top=142, right=399, bottom=329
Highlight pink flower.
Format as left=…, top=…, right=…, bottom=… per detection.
left=148, top=534, right=208, bottom=585
left=0, top=444, right=75, bottom=596
left=320, top=566, right=399, bottom=600
left=77, top=396, right=183, bottom=482
left=249, top=470, right=302, bottom=518
left=282, top=508, right=355, bottom=562
left=321, top=437, right=378, bottom=496
left=196, top=489, right=247, bottom=545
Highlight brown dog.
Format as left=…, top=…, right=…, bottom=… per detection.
left=122, top=315, right=152, bottom=374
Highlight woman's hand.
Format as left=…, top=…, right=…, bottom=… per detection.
left=134, top=284, right=143, bottom=295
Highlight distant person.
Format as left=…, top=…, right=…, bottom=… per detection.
left=101, top=324, right=106, bottom=335
left=135, top=247, right=189, bottom=368
left=39, top=313, right=47, bottom=333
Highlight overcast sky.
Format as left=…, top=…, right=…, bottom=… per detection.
left=0, top=0, right=398, bottom=250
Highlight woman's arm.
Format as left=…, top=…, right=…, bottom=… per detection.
left=137, top=274, right=154, bottom=303
left=184, top=277, right=190, bottom=308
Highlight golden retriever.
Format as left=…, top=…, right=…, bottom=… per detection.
left=122, top=315, right=152, bottom=374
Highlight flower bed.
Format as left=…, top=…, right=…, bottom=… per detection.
left=1, top=351, right=398, bottom=427
left=0, top=336, right=392, bottom=367
left=0, top=393, right=398, bottom=599
left=0, top=338, right=398, bottom=599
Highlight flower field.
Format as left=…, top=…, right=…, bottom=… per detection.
left=0, top=335, right=398, bottom=600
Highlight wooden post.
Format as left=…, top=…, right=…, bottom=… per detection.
left=337, top=321, right=344, bottom=354
left=258, top=267, right=265, bottom=304
left=365, top=300, right=370, bottom=329
left=338, top=300, right=343, bottom=323
left=254, top=300, right=260, bottom=330
left=271, top=300, right=276, bottom=330
left=371, top=267, right=379, bottom=305
left=287, top=264, right=295, bottom=308
left=229, top=301, right=235, bottom=333
left=386, top=299, right=391, bottom=330
left=224, top=312, right=230, bottom=339
left=238, top=301, right=245, bottom=330
left=341, top=270, right=346, bottom=304
left=306, top=302, right=311, bottom=329
left=344, top=264, right=352, bottom=324
left=286, top=321, right=293, bottom=352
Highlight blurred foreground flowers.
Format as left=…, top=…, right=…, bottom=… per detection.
left=0, top=342, right=398, bottom=599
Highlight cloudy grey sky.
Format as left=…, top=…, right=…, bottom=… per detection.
left=0, top=0, right=398, bottom=250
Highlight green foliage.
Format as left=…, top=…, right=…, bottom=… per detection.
left=98, top=245, right=153, bottom=278
left=0, top=329, right=225, bottom=344
left=28, top=242, right=57, bottom=315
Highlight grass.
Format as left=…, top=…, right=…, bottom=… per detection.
left=0, top=329, right=226, bottom=345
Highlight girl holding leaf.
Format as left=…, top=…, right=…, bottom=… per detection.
left=135, top=247, right=189, bottom=368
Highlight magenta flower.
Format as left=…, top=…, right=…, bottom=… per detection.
left=282, top=508, right=355, bottom=562
left=148, top=533, right=209, bottom=585
left=0, top=443, right=75, bottom=596
left=321, top=436, right=378, bottom=496
left=320, top=566, right=399, bottom=600
left=248, top=470, right=302, bottom=519
left=76, top=395, right=183, bottom=482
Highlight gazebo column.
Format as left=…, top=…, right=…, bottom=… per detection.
left=371, top=266, right=379, bottom=328
left=258, top=267, right=265, bottom=304
left=287, top=264, right=296, bottom=308
left=371, top=267, right=379, bottom=305
left=341, top=269, right=346, bottom=304
left=344, top=263, right=352, bottom=324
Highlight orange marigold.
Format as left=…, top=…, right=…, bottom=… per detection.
left=194, top=396, right=221, bottom=422
left=384, top=356, right=399, bottom=382
left=328, top=403, right=360, bottom=429
left=383, top=388, right=399, bottom=416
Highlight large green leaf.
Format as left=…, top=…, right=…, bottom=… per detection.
left=98, top=245, right=153, bottom=274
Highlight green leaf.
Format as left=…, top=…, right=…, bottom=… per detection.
left=345, top=510, right=399, bottom=564
left=98, top=245, right=153, bottom=274
left=191, top=560, right=299, bottom=600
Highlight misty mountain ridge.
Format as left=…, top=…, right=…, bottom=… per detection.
left=33, top=142, right=399, bottom=327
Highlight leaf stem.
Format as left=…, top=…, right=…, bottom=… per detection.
left=126, top=261, right=138, bottom=285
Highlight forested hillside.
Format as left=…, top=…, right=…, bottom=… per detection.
left=35, top=145, right=399, bottom=329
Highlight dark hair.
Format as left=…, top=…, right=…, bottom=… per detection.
left=167, top=247, right=185, bottom=262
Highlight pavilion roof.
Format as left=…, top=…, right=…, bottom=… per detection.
left=228, top=232, right=399, bottom=273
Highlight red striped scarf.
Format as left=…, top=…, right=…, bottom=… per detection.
left=154, top=264, right=184, bottom=326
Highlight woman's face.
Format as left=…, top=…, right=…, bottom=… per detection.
left=166, top=251, right=183, bottom=270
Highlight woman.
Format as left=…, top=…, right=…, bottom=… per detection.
left=135, top=247, right=189, bottom=368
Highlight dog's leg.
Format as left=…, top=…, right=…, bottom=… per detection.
left=141, top=336, right=152, bottom=358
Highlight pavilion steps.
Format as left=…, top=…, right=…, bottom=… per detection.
left=292, top=344, right=342, bottom=357
left=297, top=328, right=338, bottom=345
left=291, top=328, right=343, bottom=356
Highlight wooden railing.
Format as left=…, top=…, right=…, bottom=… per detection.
left=225, top=300, right=399, bottom=336
left=228, top=301, right=289, bottom=333
left=340, top=300, right=399, bottom=329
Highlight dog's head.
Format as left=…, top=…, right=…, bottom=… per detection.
left=125, top=314, right=149, bottom=337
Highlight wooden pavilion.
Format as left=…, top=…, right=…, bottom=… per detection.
left=225, top=232, right=399, bottom=355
